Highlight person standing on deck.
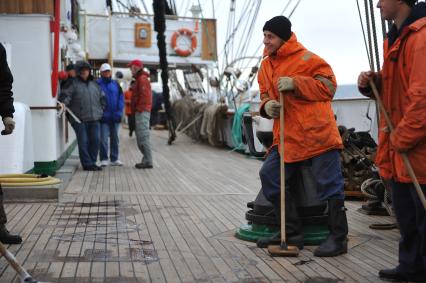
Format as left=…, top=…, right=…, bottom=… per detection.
left=128, top=59, right=153, bottom=169
left=59, top=61, right=106, bottom=171
left=124, top=80, right=136, bottom=137
left=0, top=43, right=22, bottom=244
left=60, top=63, right=76, bottom=90
left=97, top=63, right=124, bottom=167
left=256, top=16, right=349, bottom=257
left=358, top=1, right=426, bottom=281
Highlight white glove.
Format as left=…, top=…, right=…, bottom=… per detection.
left=277, top=76, right=295, bottom=92
left=264, top=100, right=281, bottom=119
left=2, top=117, right=15, bottom=135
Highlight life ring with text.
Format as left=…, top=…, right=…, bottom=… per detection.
left=171, top=28, right=197, bottom=57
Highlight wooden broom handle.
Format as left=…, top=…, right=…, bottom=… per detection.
left=280, top=93, right=286, bottom=244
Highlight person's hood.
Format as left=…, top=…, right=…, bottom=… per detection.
left=388, top=2, right=426, bottom=46
left=74, top=61, right=92, bottom=74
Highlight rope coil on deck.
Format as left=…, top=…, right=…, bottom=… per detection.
left=0, top=174, right=61, bottom=187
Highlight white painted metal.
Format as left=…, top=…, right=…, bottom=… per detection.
left=0, top=102, right=34, bottom=174
left=332, top=98, right=378, bottom=142
left=84, top=14, right=215, bottom=65
left=0, top=15, right=76, bottom=166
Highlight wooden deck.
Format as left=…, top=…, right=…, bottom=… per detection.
left=0, top=129, right=399, bottom=282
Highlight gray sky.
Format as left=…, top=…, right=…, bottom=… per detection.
left=176, top=0, right=385, bottom=85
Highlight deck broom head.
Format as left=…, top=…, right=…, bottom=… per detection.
left=268, top=242, right=299, bottom=257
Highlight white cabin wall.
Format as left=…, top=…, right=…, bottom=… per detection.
left=0, top=15, right=75, bottom=165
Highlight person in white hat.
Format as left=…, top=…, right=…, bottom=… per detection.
left=97, top=63, right=124, bottom=166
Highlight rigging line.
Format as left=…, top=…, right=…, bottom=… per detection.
left=369, top=0, right=382, bottom=72
left=242, top=0, right=301, bottom=72
left=183, top=0, right=191, bottom=16
left=368, top=0, right=382, bottom=131
left=233, top=0, right=255, bottom=58
left=238, top=0, right=261, bottom=58
left=227, top=0, right=251, bottom=65
left=177, top=0, right=186, bottom=15
left=220, top=0, right=251, bottom=57
left=195, top=0, right=222, bottom=90
left=243, top=0, right=296, bottom=70
left=172, top=0, right=178, bottom=15
left=138, top=0, right=149, bottom=14
left=238, top=0, right=262, bottom=66
left=356, top=0, right=372, bottom=69
left=364, top=0, right=375, bottom=71
left=223, top=1, right=233, bottom=68
left=288, top=0, right=302, bottom=18
left=234, top=2, right=258, bottom=69
left=221, top=0, right=258, bottom=69
left=230, top=0, right=237, bottom=63
left=233, top=0, right=257, bottom=64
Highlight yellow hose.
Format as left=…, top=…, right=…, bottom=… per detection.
left=0, top=174, right=61, bottom=187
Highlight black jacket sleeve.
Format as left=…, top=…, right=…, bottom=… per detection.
left=0, top=43, right=15, bottom=119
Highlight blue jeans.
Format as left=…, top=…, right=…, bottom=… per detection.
left=71, top=121, right=100, bottom=168
left=260, top=147, right=345, bottom=204
left=391, top=181, right=426, bottom=274
left=135, top=111, right=152, bottom=165
left=100, top=122, right=120, bottom=162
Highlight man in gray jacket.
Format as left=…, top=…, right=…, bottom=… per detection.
left=59, top=61, right=105, bottom=171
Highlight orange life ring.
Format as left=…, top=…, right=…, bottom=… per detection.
left=171, top=28, right=197, bottom=57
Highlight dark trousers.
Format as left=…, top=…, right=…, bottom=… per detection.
left=0, top=186, right=6, bottom=226
left=71, top=121, right=100, bottom=168
left=259, top=147, right=345, bottom=207
left=391, top=181, right=426, bottom=274
left=127, top=114, right=135, bottom=135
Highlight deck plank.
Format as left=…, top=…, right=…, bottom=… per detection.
left=0, top=129, right=403, bottom=282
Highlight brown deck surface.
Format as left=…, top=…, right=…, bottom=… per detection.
left=0, top=129, right=399, bottom=282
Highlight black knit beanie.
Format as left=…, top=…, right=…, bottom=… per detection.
left=263, top=16, right=292, bottom=41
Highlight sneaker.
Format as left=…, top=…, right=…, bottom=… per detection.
left=110, top=160, right=123, bottom=166
left=83, top=165, right=98, bottom=171
left=100, top=160, right=109, bottom=167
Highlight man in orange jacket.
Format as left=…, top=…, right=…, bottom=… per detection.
left=358, top=1, right=426, bottom=281
left=257, top=16, right=348, bottom=257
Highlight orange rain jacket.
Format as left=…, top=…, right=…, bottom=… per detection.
left=362, top=17, right=426, bottom=184
left=124, top=88, right=133, bottom=116
left=258, top=33, right=343, bottom=163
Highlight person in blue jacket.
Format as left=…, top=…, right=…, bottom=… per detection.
left=97, top=63, right=124, bottom=166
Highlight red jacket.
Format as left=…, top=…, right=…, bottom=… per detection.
left=365, top=17, right=426, bottom=184
left=124, top=88, right=133, bottom=115
left=258, top=33, right=342, bottom=163
left=132, top=71, right=152, bottom=113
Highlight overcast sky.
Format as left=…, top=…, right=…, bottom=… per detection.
left=174, top=0, right=385, bottom=85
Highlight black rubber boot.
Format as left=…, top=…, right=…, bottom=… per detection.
left=314, top=199, right=348, bottom=257
left=0, top=225, right=22, bottom=245
left=379, top=268, right=426, bottom=282
left=257, top=192, right=304, bottom=249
